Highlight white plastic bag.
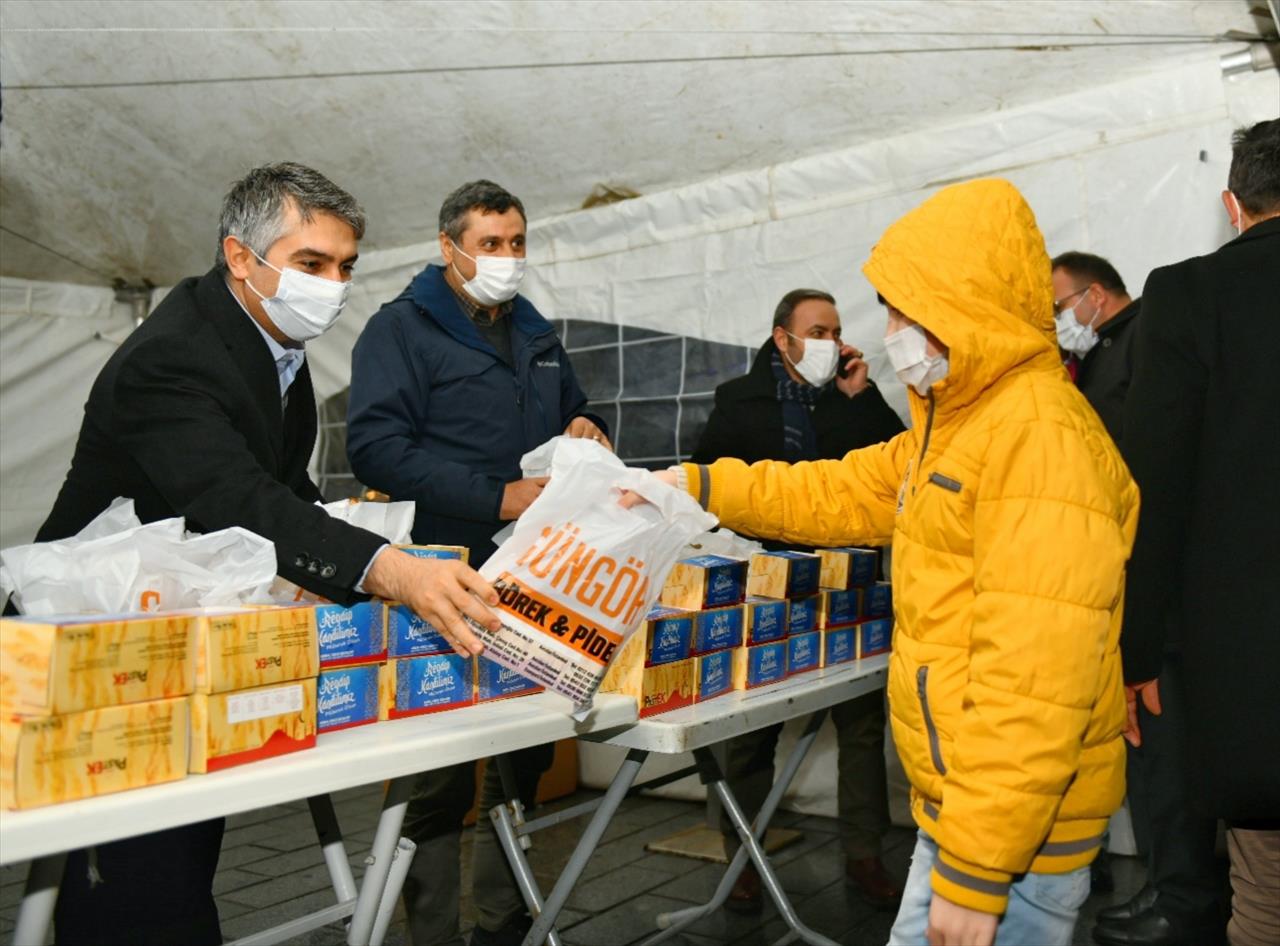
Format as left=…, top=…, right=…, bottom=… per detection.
left=471, top=439, right=716, bottom=713
left=681, top=528, right=764, bottom=561
left=0, top=498, right=277, bottom=615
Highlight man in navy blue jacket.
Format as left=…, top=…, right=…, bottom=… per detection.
left=348, top=180, right=606, bottom=946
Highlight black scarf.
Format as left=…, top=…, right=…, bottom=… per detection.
left=771, top=350, right=823, bottom=461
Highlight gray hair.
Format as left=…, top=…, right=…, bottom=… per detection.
left=216, top=162, right=366, bottom=268
left=438, top=180, right=526, bottom=243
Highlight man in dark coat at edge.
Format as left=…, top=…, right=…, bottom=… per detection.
left=31, top=163, right=501, bottom=946
left=692, top=288, right=905, bottom=912
left=346, top=180, right=608, bottom=946
left=1119, top=119, right=1280, bottom=946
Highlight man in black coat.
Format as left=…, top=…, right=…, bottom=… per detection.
left=1050, top=251, right=1141, bottom=445
left=692, top=289, right=905, bottom=911
left=35, top=163, right=500, bottom=946
left=1120, top=119, right=1280, bottom=946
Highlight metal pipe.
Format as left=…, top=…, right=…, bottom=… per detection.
left=347, top=776, right=414, bottom=945
left=308, top=795, right=359, bottom=906
left=1220, top=43, right=1279, bottom=76
left=369, top=838, right=416, bottom=946
left=12, top=853, right=66, bottom=946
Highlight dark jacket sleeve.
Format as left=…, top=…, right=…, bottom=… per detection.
left=690, top=395, right=741, bottom=464
left=113, top=336, right=384, bottom=605
left=839, top=382, right=906, bottom=450
left=558, top=344, right=609, bottom=438
left=346, top=311, right=506, bottom=523
left=1120, top=265, right=1206, bottom=682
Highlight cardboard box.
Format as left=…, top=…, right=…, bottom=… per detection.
left=386, top=604, right=453, bottom=658
left=388, top=654, right=475, bottom=719
left=818, top=589, right=861, bottom=629
left=787, top=595, right=819, bottom=636
left=660, top=555, right=747, bottom=611
left=822, top=627, right=857, bottom=667
left=190, top=678, right=316, bottom=773
left=747, top=551, right=821, bottom=600
left=191, top=606, right=318, bottom=694
left=694, top=649, right=735, bottom=703
left=732, top=641, right=788, bottom=690
left=639, top=607, right=695, bottom=666
left=787, top=631, right=821, bottom=676
left=0, top=613, right=197, bottom=715
left=639, top=658, right=695, bottom=718
left=744, top=597, right=788, bottom=645
left=862, top=582, right=893, bottom=620
left=476, top=657, right=542, bottom=702
left=397, top=544, right=470, bottom=563
left=317, top=664, right=383, bottom=734
left=1, top=697, right=189, bottom=810
left=817, top=547, right=879, bottom=590
left=858, top=618, right=893, bottom=658
left=692, top=606, right=744, bottom=655
left=316, top=601, right=387, bottom=669
left=599, top=635, right=695, bottom=717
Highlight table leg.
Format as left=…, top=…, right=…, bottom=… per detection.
left=346, top=775, right=414, bottom=946
left=644, top=710, right=836, bottom=946
left=491, top=804, right=563, bottom=946
left=307, top=795, right=359, bottom=905
left=12, top=853, right=65, bottom=946
left=369, top=837, right=416, bottom=946
left=520, top=748, right=649, bottom=946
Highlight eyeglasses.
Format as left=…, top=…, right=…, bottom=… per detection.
left=1052, top=287, right=1089, bottom=316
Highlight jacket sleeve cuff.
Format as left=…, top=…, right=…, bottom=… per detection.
left=931, top=848, right=1012, bottom=916
left=681, top=463, right=712, bottom=510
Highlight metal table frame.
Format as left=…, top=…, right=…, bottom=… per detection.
left=490, top=655, right=890, bottom=946
left=3, top=692, right=637, bottom=946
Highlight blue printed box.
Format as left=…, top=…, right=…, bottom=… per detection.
left=818, top=547, right=879, bottom=590
left=661, top=555, right=748, bottom=610
left=787, top=631, right=821, bottom=676
left=858, top=618, right=893, bottom=658
left=642, top=607, right=695, bottom=666
left=397, top=544, right=469, bottom=563
left=316, top=601, right=386, bottom=668
left=476, top=657, right=541, bottom=702
left=317, top=664, right=383, bottom=733
left=745, top=597, right=788, bottom=645
left=386, top=604, right=452, bottom=657
left=748, top=550, right=822, bottom=599
left=692, top=605, right=744, bottom=655
left=818, top=589, right=860, bottom=629
left=695, top=649, right=735, bottom=703
left=787, top=595, right=819, bottom=636
left=389, top=654, right=475, bottom=718
left=822, top=627, right=857, bottom=667
left=862, top=582, right=893, bottom=620
left=733, top=641, right=788, bottom=690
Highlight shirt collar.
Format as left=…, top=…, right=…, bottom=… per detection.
left=224, top=279, right=306, bottom=395
left=444, top=268, right=514, bottom=326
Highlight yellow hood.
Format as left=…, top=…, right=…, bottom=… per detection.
left=862, top=178, right=1059, bottom=411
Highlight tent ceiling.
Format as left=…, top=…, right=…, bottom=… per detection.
left=0, top=0, right=1270, bottom=287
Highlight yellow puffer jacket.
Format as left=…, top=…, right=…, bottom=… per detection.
left=682, top=179, right=1139, bottom=915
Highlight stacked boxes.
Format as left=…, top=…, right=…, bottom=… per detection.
left=599, top=607, right=696, bottom=716
left=816, top=547, right=894, bottom=664
left=0, top=612, right=198, bottom=809
left=187, top=606, right=318, bottom=773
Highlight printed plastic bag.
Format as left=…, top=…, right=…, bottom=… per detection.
left=0, top=497, right=276, bottom=615
left=471, top=439, right=715, bottom=712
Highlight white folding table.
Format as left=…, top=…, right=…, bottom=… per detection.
left=1, top=692, right=637, bottom=946
left=490, top=654, right=891, bottom=946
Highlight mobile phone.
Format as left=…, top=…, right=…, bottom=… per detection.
left=837, top=359, right=851, bottom=379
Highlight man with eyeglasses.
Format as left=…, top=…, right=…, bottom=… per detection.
left=1050, top=252, right=1140, bottom=445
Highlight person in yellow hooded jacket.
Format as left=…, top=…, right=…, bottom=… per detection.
left=647, top=179, right=1139, bottom=946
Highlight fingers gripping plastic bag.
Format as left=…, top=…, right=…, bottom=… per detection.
left=471, top=440, right=715, bottom=713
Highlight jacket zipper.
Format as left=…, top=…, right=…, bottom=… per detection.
left=917, top=390, right=936, bottom=469
left=917, top=665, right=948, bottom=775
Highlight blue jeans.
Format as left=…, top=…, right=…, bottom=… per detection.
left=888, top=831, right=1091, bottom=946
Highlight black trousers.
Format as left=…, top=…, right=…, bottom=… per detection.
left=1126, top=655, right=1222, bottom=921
left=54, top=819, right=224, bottom=946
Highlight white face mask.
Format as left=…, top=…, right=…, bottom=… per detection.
left=884, top=324, right=949, bottom=395
left=245, top=249, right=350, bottom=342
left=451, top=241, right=526, bottom=306
left=1054, top=293, right=1101, bottom=357
left=784, top=331, right=840, bottom=387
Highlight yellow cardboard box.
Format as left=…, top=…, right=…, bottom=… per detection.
left=598, top=633, right=695, bottom=717
left=0, top=613, right=197, bottom=715
left=189, top=678, right=317, bottom=773
left=746, top=551, right=822, bottom=600
left=189, top=606, right=318, bottom=694
left=0, top=697, right=189, bottom=810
